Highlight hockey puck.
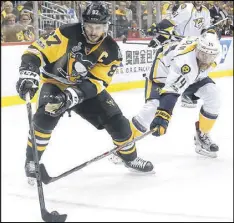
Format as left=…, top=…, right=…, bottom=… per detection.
left=51, top=211, right=59, bottom=215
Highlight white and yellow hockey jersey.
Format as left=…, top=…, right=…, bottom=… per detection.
left=150, top=37, right=222, bottom=95
left=170, top=3, right=211, bottom=36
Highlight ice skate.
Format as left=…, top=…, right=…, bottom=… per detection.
left=194, top=122, right=219, bottom=158
left=181, top=94, right=197, bottom=108
left=25, top=159, right=36, bottom=186
left=124, top=157, right=155, bottom=174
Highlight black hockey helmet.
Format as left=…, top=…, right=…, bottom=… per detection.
left=82, top=2, right=111, bottom=24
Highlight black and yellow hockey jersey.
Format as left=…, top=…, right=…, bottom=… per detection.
left=21, top=23, right=122, bottom=100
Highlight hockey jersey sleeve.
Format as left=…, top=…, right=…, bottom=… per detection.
left=21, top=27, right=68, bottom=67
left=146, top=3, right=192, bottom=43
left=202, top=7, right=211, bottom=30
left=170, top=3, right=193, bottom=28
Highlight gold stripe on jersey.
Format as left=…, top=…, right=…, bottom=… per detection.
left=67, top=53, right=75, bottom=78
left=177, top=43, right=196, bottom=57
left=31, top=28, right=69, bottom=64
left=152, top=52, right=164, bottom=80
left=161, top=27, right=174, bottom=40
left=146, top=79, right=153, bottom=100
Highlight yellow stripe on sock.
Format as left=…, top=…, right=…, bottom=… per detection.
left=113, top=132, right=134, bottom=146
left=34, top=130, right=51, bottom=138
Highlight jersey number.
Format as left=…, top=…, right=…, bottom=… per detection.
left=174, top=75, right=186, bottom=89
left=42, top=31, right=61, bottom=46
left=107, top=65, right=118, bottom=77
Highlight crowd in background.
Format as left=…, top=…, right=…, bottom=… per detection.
left=1, top=1, right=233, bottom=43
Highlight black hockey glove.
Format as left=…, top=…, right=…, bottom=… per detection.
left=43, top=87, right=84, bottom=117
left=16, top=62, right=40, bottom=101
left=148, top=37, right=161, bottom=48
left=150, top=109, right=171, bottom=136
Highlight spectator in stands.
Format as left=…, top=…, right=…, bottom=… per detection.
left=125, top=1, right=133, bottom=24
left=127, top=20, right=142, bottom=38
left=61, top=1, right=78, bottom=23
left=1, top=1, right=20, bottom=21
left=2, top=13, right=25, bottom=42
left=209, top=2, right=227, bottom=25
left=18, top=13, right=35, bottom=41
left=115, top=1, right=129, bottom=38
left=127, top=1, right=137, bottom=21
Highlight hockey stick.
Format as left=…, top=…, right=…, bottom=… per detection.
left=40, top=128, right=157, bottom=185
left=25, top=93, right=67, bottom=222
left=122, top=17, right=229, bottom=45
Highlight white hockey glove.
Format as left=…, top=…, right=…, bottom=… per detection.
left=44, top=87, right=84, bottom=117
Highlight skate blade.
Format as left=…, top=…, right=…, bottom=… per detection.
left=181, top=102, right=197, bottom=108
left=195, top=146, right=217, bottom=158
left=27, top=177, right=36, bottom=186
left=126, top=167, right=156, bottom=175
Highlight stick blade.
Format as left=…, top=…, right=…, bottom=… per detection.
left=40, top=164, right=52, bottom=184
left=42, top=211, right=67, bottom=222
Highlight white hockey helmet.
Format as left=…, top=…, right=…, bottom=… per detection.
left=196, top=32, right=220, bottom=66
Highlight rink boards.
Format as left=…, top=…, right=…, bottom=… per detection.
left=1, top=37, right=233, bottom=107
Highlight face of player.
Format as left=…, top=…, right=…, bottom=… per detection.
left=196, top=50, right=218, bottom=70
left=83, top=22, right=107, bottom=44
left=194, top=1, right=203, bottom=9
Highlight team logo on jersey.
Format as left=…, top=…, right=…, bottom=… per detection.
left=181, top=64, right=191, bottom=74
left=106, top=99, right=115, bottom=107
left=67, top=52, right=94, bottom=83
left=193, top=18, right=205, bottom=29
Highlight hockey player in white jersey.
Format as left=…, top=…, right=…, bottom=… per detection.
left=129, top=32, right=221, bottom=159
left=147, top=1, right=220, bottom=108
left=170, top=1, right=211, bottom=36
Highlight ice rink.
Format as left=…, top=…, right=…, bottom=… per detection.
left=2, top=77, right=233, bottom=222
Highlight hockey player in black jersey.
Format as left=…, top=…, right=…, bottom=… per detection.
left=16, top=3, right=154, bottom=184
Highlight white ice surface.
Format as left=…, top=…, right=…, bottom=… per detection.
left=2, top=77, right=233, bottom=222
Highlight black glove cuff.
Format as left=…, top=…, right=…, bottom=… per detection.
left=19, top=61, right=40, bottom=76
